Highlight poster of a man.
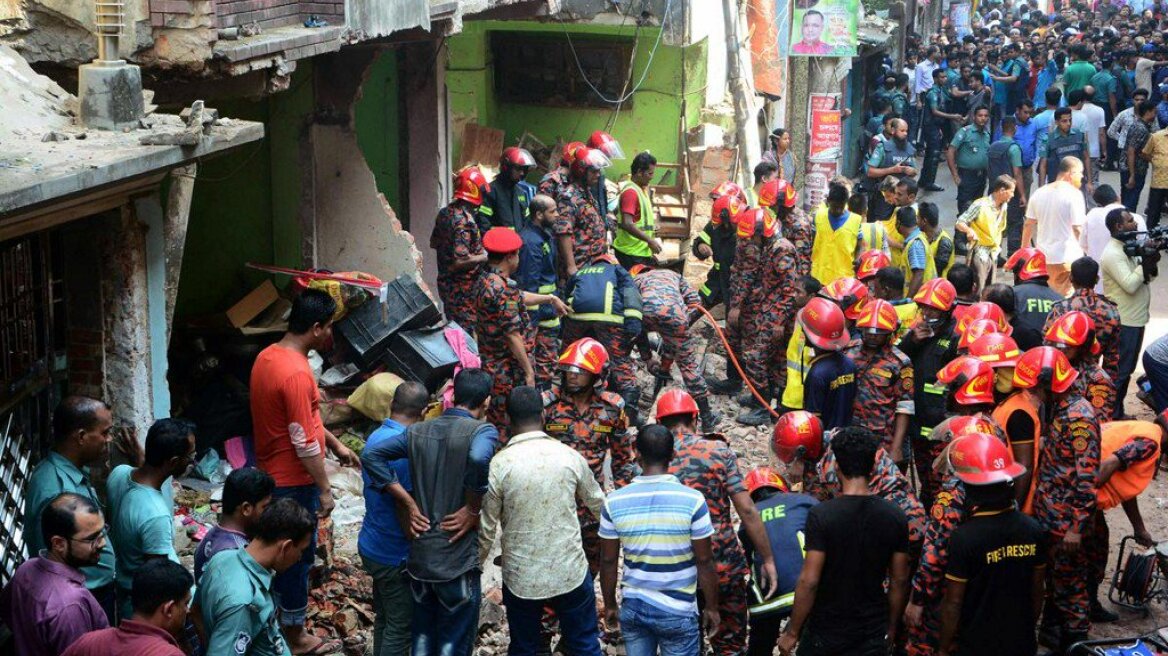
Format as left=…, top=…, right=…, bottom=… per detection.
left=791, top=11, right=832, bottom=54
left=786, top=0, right=858, bottom=57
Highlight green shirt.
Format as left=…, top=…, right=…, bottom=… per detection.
left=197, top=548, right=291, bottom=656
left=110, top=478, right=179, bottom=619
left=1063, top=61, right=1098, bottom=94
left=24, top=452, right=116, bottom=589
left=1038, top=127, right=1086, bottom=158
left=1090, top=70, right=1117, bottom=106
left=924, top=86, right=951, bottom=124
left=950, top=125, right=992, bottom=169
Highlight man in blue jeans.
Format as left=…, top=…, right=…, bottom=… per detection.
left=599, top=424, right=721, bottom=656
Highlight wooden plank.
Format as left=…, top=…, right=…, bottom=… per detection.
left=457, top=123, right=505, bottom=171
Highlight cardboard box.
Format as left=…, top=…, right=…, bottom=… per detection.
left=226, top=280, right=279, bottom=328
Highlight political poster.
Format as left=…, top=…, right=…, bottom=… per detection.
left=786, top=0, right=859, bottom=58
left=807, top=93, right=843, bottom=161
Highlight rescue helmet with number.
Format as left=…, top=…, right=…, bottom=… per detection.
left=587, top=130, right=625, bottom=160
left=656, top=388, right=699, bottom=421
left=819, top=277, right=870, bottom=320
left=1044, top=311, right=1102, bottom=355
left=759, top=178, right=798, bottom=209
left=560, top=141, right=587, bottom=166
left=558, top=338, right=608, bottom=376
left=855, top=298, right=900, bottom=334
left=709, top=180, right=747, bottom=202
left=711, top=193, right=747, bottom=227
left=912, top=278, right=957, bottom=312
left=958, top=319, right=1002, bottom=350
left=1012, top=346, right=1079, bottom=393
left=453, top=166, right=491, bottom=206
left=948, top=432, right=1026, bottom=485
left=798, top=297, right=851, bottom=351
left=744, top=467, right=790, bottom=494
left=937, top=355, right=996, bottom=405
left=968, top=332, right=1022, bottom=368
left=955, top=301, right=1013, bottom=336
left=772, top=411, right=825, bottom=463
left=1004, top=247, right=1049, bottom=280
left=856, top=250, right=892, bottom=281
left=569, top=147, right=612, bottom=179
left=500, top=146, right=537, bottom=170
left=736, top=207, right=778, bottom=240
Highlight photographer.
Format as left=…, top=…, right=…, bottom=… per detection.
left=1101, top=208, right=1160, bottom=419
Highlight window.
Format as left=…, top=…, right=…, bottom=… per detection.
left=490, top=32, right=634, bottom=109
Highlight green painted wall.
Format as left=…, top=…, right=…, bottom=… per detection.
left=355, top=49, right=404, bottom=221
left=446, top=20, right=707, bottom=174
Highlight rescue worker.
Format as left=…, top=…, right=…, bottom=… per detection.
left=740, top=467, right=816, bottom=656
left=630, top=264, right=721, bottom=431
left=555, top=147, right=612, bottom=278
left=748, top=162, right=779, bottom=206
left=917, top=202, right=955, bottom=281
left=871, top=266, right=920, bottom=340
left=696, top=192, right=747, bottom=395
left=613, top=152, right=663, bottom=269
left=432, top=166, right=490, bottom=332
left=659, top=389, right=778, bottom=656
left=987, top=334, right=1043, bottom=513
left=798, top=297, right=858, bottom=431
left=727, top=207, right=766, bottom=406
left=778, top=276, right=827, bottom=413
left=1044, top=257, right=1122, bottom=384
left=856, top=250, right=892, bottom=290
left=935, top=356, right=1002, bottom=434
left=475, top=228, right=567, bottom=431
left=1044, top=311, right=1117, bottom=421
left=562, top=253, right=643, bottom=425
left=899, top=278, right=961, bottom=508
left=895, top=205, right=932, bottom=298
left=479, top=147, right=537, bottom=231
left=1013, top=346, right=1099, bottom=652
left=810, top=182, right=863, bottom=285
left=586, top=130, right=624, bottom=230
left=765, top=178, right=815, bottom=280
left=538, top=141, right=584, bottom=199
left=967, top=331, right=1022, bottom=406
left=1005, top=247, right=1064, bottom=350
left=543, top=338, right=636, bottom=572
left=516, top=195, right=561, bottom=388
left=846, top=299, right=915, bottom=465
left=867, top=118, right=917, bottom=223
left=885, top=178, right=920, bottom=267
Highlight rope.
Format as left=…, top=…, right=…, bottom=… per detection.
left=688, top=304, right=780, bottom=418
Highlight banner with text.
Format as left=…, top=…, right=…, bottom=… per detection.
left=807, top=93, right=843, bottom=162
left=786, top=0, right=858, bottom=57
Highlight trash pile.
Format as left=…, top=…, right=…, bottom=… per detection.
left=306, top=554, right=376, bottom=656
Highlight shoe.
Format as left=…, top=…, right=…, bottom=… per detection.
left=736, top=390, right=756, bottom=406
left=1038, top=623, right=1061, bottom=650
left=1090, top=599, right=1119, bottom=623
left=1060, top=630, right=1089, bottom=654
left=708, top=377, right=742, bottom=395
left=697, top=397, right=723, bottom=433
left=923, top=184, right=945, bottom=192
left=736, top=405, right=774, bottom=426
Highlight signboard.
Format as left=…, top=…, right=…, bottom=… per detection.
left=786, top=0, right=859, bottom=58
left=748, top=0, right=792, bottom=96
left=950, top=3, right=972, bottom=39
left=804, top=160, right=838, bottom=210
left=807, top=93, right=843, bottom=161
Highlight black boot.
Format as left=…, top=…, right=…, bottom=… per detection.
left=736, top=391, right=774, bottom=427
left=1037, top=621, right=1061, bottom=650
left=697, top=397, right=723, bottom=433
left=1090, top=584, right=1119, bottom=623
left=708, top=363, right=742, bottom=395
left=1059, top=630, right=1089, bottom=655
left=621, top=389, right=644, bottom=429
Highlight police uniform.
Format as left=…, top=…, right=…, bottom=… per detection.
left=431, top=203, right=485, bottom=332
left=633, top=268, right=710, bottom=403
left=868, top=138, right=917, bottom=221
left=197, top=548, right=289, bottom=656
left=1045, top=289, right=1122, bottom=383
left=478, top=176, right=535, bottom=231
left=517, top=222, right=561, bottom=388
left=562, top=256, right=643, bottom=411
left=1040, top=127, right=1088, bottom=184
left=475, top=232, right=534, bottom=433
left=950, top=124, right=992, bottom=213
left=554, top=181, right=608, bottom=271
left=919, top=85, right=953, bottom=189
left=845, top=340, right=915, bottom=451
left=898, top=317, right=961, bottom=507
left=905, top=476, right=966, bottom=656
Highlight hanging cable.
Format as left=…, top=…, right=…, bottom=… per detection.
left=555, top=0, right=673, bottom=106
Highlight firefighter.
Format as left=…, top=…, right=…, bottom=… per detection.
left=1004, top=247, right=1063, bottom=350
left=659, top=389, right=778, bottom=656
left=555, top=147, right=612, bottom=278
left=899, top=278, right=961, bottom=507
left=810, top=182, right=863, bottom=285
left=846, top=299, right=915, bottom=465
left=538, top=141, right=585, bottom=199
left=1044, top=257, right=1121, bottom=385
left=727, top=208, right=767, bottom=408
left=697, top=192, right=747, bottom=395
left=934, top=356, right=1007, bottom=443
left=987, top=334, right=1043, bottom=513
left=630, top=264, right=721, bottom=431
left=967, top=331, right=1022, bottom=404
left=586, top=130, right=625, bottom=230
left=1013, top=346, right=1099, bottom=652
left=760, top=178, right=813, bottom=279
left=778, top=276, right=827, bottom=413
left=479, top=146, right=537, bottom=231
left=613, top=151, right=663, bottom=269
left=870, top=266, right=920, bottom=341
left=1044, top=311, right=1117, bottom=421
left=856, top=250, right=892, bottom=290
left=798, top=297, right=858, bottom=431
left=432, top=165, right=490, bottom=332
left=516, top=194, right=562, bottom=389
left=562, top=253, right=644, bottom=425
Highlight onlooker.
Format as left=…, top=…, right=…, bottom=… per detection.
left=1140, top=116, right=1168, bottom=227
left=598, top=424, right=720, bottom=656
left=776, top=427, right=911, bottom=655
left=479, top=387, right=606, bottom=655
left=0, top=493, right=109, bottom=656
left=1023, top=156, right=1088, bottom=296
left=24, top=396, right=117, bottom=622
left=1077, top=85, right=1108, bottom=197
left=948, top=264, right=981, bottom=308
left=62, top=560, right=193, bottom=656
left=1141, top=333, right=1168, bottom=413
left=358, top=381, right=429, bottom=656
left=249, top=288, right=359, bottom=654
left=193, top=467, right=274, bottom=583
left=1108, top=88, right=1151, bottom=172
left=955, top=175, right=1015, bottom=289
left=1120, top=101, right=1157, bottom=211
left=1008, top=101, right=1037, bottom=255
left=1101, top=208, right=1159, bottom=418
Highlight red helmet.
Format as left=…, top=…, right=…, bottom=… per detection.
left=1044, top=311, right=1101, bottom=355
left=656, top=388, right=699, bottom=421
left=772, top=411, right=825, bottom=463
left=968, top=332, right=1022, bottom=368
left=709, top=180, right=747, bottom=202
left=1004, top=247, right=1049, bottom=281
left=1012, top=346, right=1079, bottom=393
left=798, top=297, right=851, bottom=351
left=955, top=302, right=1012, bottom=336
left=587, top=130, right=625, bottom=160
left=856, top=250, right=892, bottom=281
left=558, top=338, right=608, bottom=376
left=948, top=415, right=1000, bottom=439
left=820, top=277, right=869, bottom=320
left=913, top=278, right=957, bottom=312
left=744, top=467, right=790, bottom=494
left=453, top=166, right=491, bottom=206
left=560, top=141, right=587, bottom=166
left=736, top=207, right=778, bottom=239
left=570, top=147, right=612, bottom=179
left=948, top=432, right=1026, bottom=485
left=937, top=355, right=996, bottom=405
left=855, top=298, right=900, bottom=334
left=758, top=178, right=798, bottom=209
left=711, top=193, right=747, bottom=227
left=501, top=146, right=537, bottom=169
left=958, top=319, right=1002, bottom=350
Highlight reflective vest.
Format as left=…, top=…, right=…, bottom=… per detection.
left=781, top=324, right=813, bottom=410
left=901, top=231, right=935, bottom=293
left=925, top=229, right=955, bottom=280
left=613, top=181, right=656, bottom=259
left=567, top=260, right=643, bottom=324
left=891, top=299, right=919, bottom=341
left=885, top=204, right=917, bottom=269
left=747, top=492, right=815, bottom=616
left=965, top=199, right=1005, bottom=248
left=811, top=207, right=861, bottom=284
left=1097, top=421, right=1162, bottom=510
left=992, top=389, right=1042, bottom=515
left=860, top=221, right=891, bottom=255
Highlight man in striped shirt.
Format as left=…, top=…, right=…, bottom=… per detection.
left=599, top=425, right=720, bottom=656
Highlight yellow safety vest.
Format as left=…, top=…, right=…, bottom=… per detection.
left=885, top=204, right=917, bottom=269
left=892, top=300, right=919, bottom=340
left=926, top=229, right=955, bottom=279
left=781, top=324, right=815, bottom=410
left=613, top=181, right=656, bottom=258
left=901, top=231, right=936, bottom=294
left=811, top=206, right=861, bottom=284
left=860, top=221, right=890, bottom=254
left=965, top=200, right=1005, bottom=248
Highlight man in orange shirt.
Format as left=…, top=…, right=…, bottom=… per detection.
left=249, top=288, right=360, bottom=655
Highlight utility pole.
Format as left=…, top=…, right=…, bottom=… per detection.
left=722, top=0, right=761, bottom=182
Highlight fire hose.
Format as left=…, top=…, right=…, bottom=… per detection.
left=684, top=303, right=781, bottom=419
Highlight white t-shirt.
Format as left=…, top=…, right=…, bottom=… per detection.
left=1077, top=103, right=1107, bottom=158
left=1136, top=58, right=1156, bottom=96
left=1082, top=203, right=1147, bottom=291
left=1026, top=180, right=1086, bottom=264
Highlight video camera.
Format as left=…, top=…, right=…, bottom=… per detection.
left=1118, top=226, right=1168, bottom=259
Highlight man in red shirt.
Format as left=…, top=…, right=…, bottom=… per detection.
left=249, top=288, right=359, bottom=654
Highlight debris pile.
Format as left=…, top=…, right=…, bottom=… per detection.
left=306, top=555, right=375, bottom=656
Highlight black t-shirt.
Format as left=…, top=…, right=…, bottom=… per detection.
left=803, top=352, right=857, bottom=430
left=804, top=494, right=909, bottom=640
left=946, top=509, right=1047, bottom=656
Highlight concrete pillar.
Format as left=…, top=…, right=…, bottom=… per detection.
left=404, top=40, right=448, bottom=293
left=136, top=193, right=172, bottom=420
left=163, top=164, right=196, bottom=336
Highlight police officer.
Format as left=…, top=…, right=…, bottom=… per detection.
left=614, top=151, right=663, bottom=269
left=431, top=166, right=490, bottom=332
left=478, top=147, right=537, bottom=231
left=197, top=498, right=314, bottom=656
left=1038, top=107, right=1091, bottom=186
left=867, top=118, right=918, bottom=222
left=947, top=106, right=993, bottom=216
left=516, top=195, right=562, bottom=389
left=919, top=69, right=963, bottom=192
left=555, top=147, right=611, bottom=278
left=846, top=299, right=915, bottom=464
left=1004, top=248, right=1063, bottom=350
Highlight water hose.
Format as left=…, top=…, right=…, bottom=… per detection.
left=688, top=304, right=781, bottom=419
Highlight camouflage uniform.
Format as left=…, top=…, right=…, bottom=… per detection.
left=730, top=239, right=767, bottom=391
left=554, top=181, right=609, bottom=271
left=475, top=266, right=534, bottom=435
left=905, top=477, right=967, bottom=656
left=779, top=208, right=815, bottom=280
left=669, top=430, right=750, bottom=656
left=1032, top=393, right=1100, bottom=636
left=1075, top=362, right=1117, bottom=421
left=1045, top=289, right=1122, bottom=383
left=752, top=238, right=801, bottom=393
left=634, top=268, right=710, bottom=402
left=807, top=447, right=927, bottom=548
left=431, top=203, right=484, bottom=331
left=844, top=340, right=916, bottom=451
left=538, top=168, right=569, bottom=199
